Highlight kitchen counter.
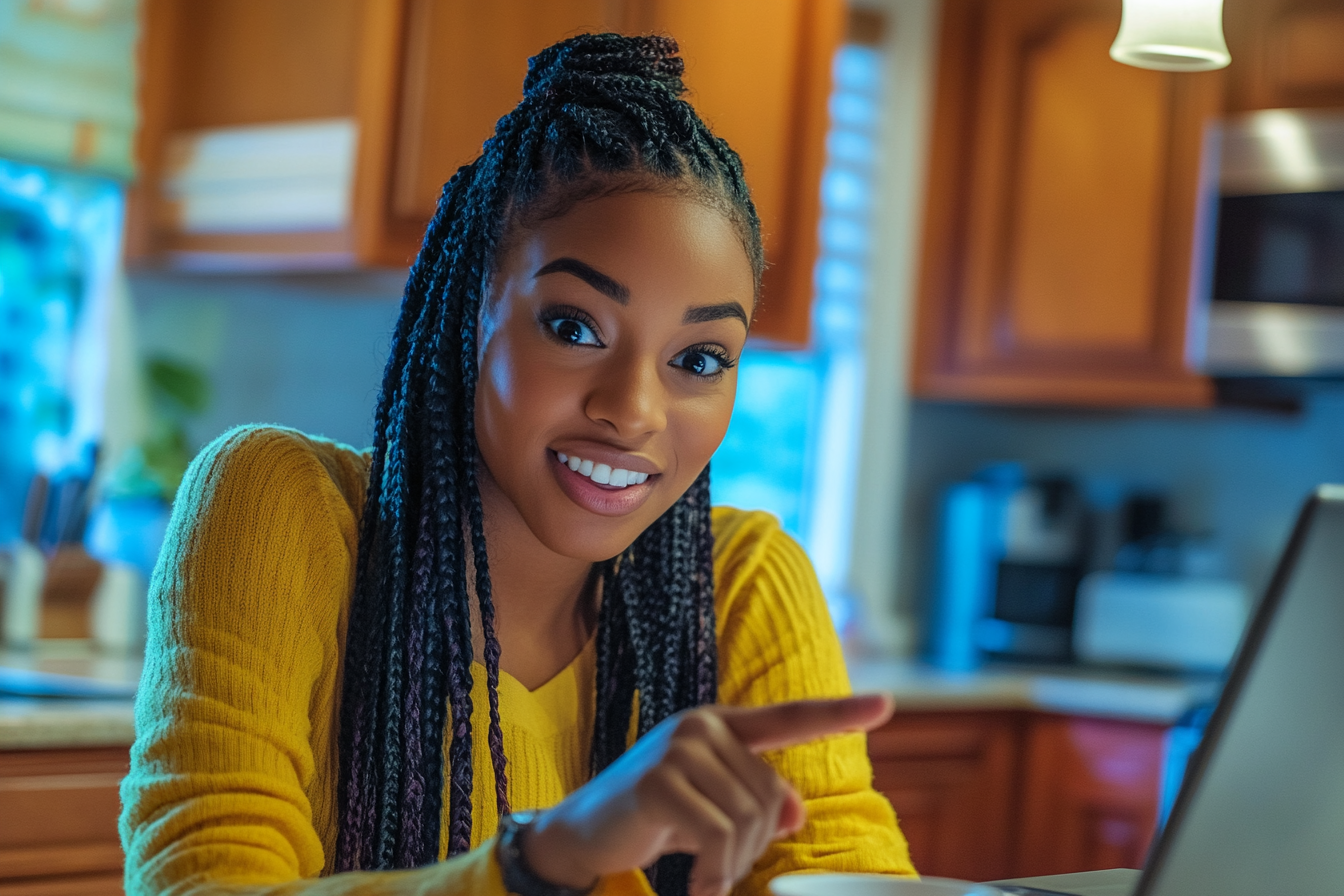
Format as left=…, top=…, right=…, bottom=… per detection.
left=0, top=697, right=136, bottom=749
left=0, top=647, right=139, bottom=749
left=847, top=654, right=1220, bottom=725
left=0, top=647, right=1220, bottom=749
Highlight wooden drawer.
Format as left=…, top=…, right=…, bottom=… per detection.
left=0, top=748, right=129, bottom=896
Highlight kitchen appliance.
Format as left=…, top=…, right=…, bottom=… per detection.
left=925, top=467, right=1087, bottom=670
left=1196, top=109, right=1344, bottom=375
left=1073, top=572, right=1248, bottom=670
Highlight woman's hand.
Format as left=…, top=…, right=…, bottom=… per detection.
left=521, top=693, right=895, bottom=896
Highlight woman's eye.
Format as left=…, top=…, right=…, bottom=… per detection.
left=546, top=317, right=601, bottom=346
left=671, top=348, right=731, bottom=377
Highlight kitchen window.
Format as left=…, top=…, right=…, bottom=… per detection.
left=711, top=40, right=884, bottom=631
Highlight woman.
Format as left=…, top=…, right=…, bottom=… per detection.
left=120, top=33, right=915, bottom=896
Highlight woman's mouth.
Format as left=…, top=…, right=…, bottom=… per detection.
left=551, top=449, right=659, bottom=516
left=557, top=452, right=651, bottom=488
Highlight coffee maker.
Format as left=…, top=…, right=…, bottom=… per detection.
left=925, top=464, right=1087, bottom=671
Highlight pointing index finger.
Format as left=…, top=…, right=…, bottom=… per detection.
left=714, top=694, right=895, bottom=754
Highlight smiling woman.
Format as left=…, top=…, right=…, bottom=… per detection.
left=118, top=33, right=915, bottom=896
left=477, top=192, right=752, bottom=562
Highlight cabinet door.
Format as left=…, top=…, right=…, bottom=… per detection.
left=647, top=0, right=844, bottom=344
left=127, top=0, right=366, bottom=264
left=0, top=748, right=129, bottom=896
left=867, top=711, right=1021, bottom=881
left=360, top=0, right=843, bottom=344
left=1224, top=0, right=1344, bottom=112
left=1015, top=714, right=1165, bottom=877
left=912, top=0, right=1219, bottom=407
left=352, top=0, right=617, bottom=267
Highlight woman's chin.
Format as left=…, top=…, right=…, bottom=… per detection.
left=528, top=511, right=650, bottom=564
left=532, top=521, right=642, bottom=564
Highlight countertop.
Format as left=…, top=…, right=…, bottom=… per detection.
left=0, top=646, right=1220, bottom=750
left=0, top=646, right=138, bottom=749
left=848, top=655, right=1221, bottom=725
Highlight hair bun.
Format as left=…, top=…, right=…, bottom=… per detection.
left=522, top=33, right=686, bottom=99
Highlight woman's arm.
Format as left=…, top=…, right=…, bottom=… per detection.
left=117, top=427, right=557, bottom=896
left=711, top=510, right=918, bottom=892
left=521, top=696, right=894, bottom=896
left=518, top=512, right=914, bottom=896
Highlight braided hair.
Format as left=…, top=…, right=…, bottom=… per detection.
left=333, top=33, right=765, bottom=896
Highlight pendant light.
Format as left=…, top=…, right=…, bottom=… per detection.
left=1110, top=0, right=1231, bottom=72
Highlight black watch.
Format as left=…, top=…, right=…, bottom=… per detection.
left=496, top=811, right=596, bottom=896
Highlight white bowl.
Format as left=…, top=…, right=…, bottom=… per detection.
left=768, top=873, right=1002, bottom=896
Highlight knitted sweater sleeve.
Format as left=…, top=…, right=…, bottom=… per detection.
left=711, top=509, right=918, bottom=893
left=118, top=427, right=646, bottom=896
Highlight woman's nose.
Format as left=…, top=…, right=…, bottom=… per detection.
left=584, top=352, right=668, bottom=438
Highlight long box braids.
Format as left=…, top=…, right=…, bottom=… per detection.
left=334, top=34, right=765, bottom=896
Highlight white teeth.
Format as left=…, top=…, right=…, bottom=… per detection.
left=557, top=452, right=652, bottom=489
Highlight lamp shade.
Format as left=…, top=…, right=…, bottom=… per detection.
left=1110, top=0, right=1230, bottom=72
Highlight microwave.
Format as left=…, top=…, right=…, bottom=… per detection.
left=1195, top=109, right=1344, bottom=377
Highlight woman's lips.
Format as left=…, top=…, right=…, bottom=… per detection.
left=550, top=450, right=658, bottom=516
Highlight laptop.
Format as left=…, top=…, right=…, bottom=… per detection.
left=997, top=485, right=1344, bottom=896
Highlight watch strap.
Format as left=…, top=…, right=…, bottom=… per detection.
left=496, top=811, right=596, bottom=896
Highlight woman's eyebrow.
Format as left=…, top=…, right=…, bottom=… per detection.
left=683, top=302, right=749, bottom=328
left=534, top=257, right=629, bottom=304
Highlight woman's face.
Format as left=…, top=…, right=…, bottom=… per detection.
left=475, top=189, right=755, bottom=563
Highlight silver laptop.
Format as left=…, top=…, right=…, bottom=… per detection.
left=1000, top=485, right=1344, bottom=896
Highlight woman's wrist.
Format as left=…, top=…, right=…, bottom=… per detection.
left=507, top=810, right=599, bottom=893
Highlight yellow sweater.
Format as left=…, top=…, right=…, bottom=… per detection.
left=120, top=426, right=915, bottom=896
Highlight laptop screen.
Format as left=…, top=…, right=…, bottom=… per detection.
left=1142, top=486, right=1344, bottom=896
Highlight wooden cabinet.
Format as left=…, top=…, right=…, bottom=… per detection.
left=1015, top=714, right=1166, bottom=878
left=869, top=710, right=1166, bottom=881
left=912, top=0, right=1221, bottom=408
left=868, top=711, right=1022, bottom=881
left=0, top=747, right=129, bottom=896
left=127, top=0, right=842, bottom=344
left=350, top=0, right=616, bottom=268
left=1224, top=0, right=1344, bottom=112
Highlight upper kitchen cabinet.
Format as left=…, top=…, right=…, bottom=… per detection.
left=125, top=0, right=843, bottom=345
left=649, top=1, right=843, bottom=345
left=1223, top=0, right=1344, bottom=112
left=911, top=0, right=1220, bottom=407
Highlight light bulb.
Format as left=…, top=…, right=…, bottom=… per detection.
left=1110, top=0, right=1230, bottom=72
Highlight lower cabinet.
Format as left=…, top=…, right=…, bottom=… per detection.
left=1016, top=715, right=1166, bottom=877
left=0, top=748, right=129, bottom=896
left=869, top=710, right=1166, bottom=881
left=868, top=711, right=1020, bottom=881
